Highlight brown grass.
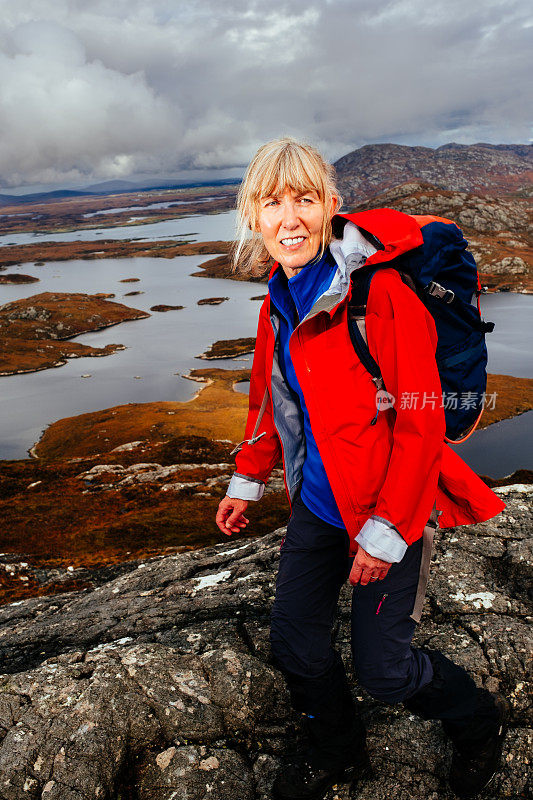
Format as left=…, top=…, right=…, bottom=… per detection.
left=0, top=239, right=232, bottom=269
left=33, top=368, right=251, bottom=460
left=0, top=434, right=289, bottom=604
left=478, top=373, right=533, bottom=427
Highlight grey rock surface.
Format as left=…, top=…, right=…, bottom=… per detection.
left=74, top=462, right=285, bottom=497
left=0, top=485, right=530, bottom=799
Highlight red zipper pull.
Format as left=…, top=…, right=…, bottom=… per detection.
left=376, top=593, right=388, bottom=614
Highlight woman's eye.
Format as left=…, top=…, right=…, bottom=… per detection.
left=299, top=197, right=313, bottom=204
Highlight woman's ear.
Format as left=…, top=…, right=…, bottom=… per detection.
left=328, top=194, right=339, bottom=219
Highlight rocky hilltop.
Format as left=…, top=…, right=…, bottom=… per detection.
left=350, top=181, right=532, bottom=292
left=0, top=484, right=530, bottom=799
left=334, top=143, right=533, bottom=205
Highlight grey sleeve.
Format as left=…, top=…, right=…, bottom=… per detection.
left=227, top=472, right=265, bottom=502
left=355, top=515, right=408, bottom=563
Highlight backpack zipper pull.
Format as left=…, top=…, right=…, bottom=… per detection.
left=370, top=376, right=385, bottom=425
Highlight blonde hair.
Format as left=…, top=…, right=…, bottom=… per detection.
left=232, top=137, right=342, bottom=276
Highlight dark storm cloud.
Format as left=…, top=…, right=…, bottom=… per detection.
left=0, top=0, right=531, bottom=189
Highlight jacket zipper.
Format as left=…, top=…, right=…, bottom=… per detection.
left=294, top=315, right=363, bottom=522
left=268, top=311, right=295, bottom=511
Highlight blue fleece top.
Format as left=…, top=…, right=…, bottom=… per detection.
left=268, top=248, right=345, bottom=528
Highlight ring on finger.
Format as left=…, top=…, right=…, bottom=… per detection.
left=369, top=576, right=378, bottom=581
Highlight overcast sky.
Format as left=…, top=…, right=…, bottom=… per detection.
left=1, top=0, right=531, bottom=193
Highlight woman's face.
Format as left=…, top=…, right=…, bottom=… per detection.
left=257, top=186, right=336, bottom=275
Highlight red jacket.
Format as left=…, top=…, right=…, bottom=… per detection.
left=230, top=210, right=505, bottom=554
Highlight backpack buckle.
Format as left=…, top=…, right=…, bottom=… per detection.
left=426, top=281, right=455, bottom=304
left=348, top=304, right=366, bottom=317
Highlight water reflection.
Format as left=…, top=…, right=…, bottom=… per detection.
left=0, top=210, right=237, bottom=247
left=82, top=196, right=223, bottom=218
left=448, top=411, right=532, bottom=478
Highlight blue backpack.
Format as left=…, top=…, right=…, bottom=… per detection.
left=346, top=213, right=495, bottom=443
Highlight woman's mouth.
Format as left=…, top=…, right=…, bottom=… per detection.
left=280, top=236, right=306, bottom=248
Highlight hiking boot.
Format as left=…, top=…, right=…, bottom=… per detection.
left=448, top=693, right=510, bottom=798
left=272, top=748, right=372, bottom=800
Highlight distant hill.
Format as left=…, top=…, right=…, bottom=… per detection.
left=0, top=189, right=94, bottom=207
left=83, top=180, right=139, bottom=193
left=334, top=143, right=533, bottom=205
left=0, top=178, right=241, bottom=208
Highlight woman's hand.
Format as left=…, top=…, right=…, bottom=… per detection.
left=349, top=544, right=392, bottom=586
left=215, top=496, right=250, bottom=536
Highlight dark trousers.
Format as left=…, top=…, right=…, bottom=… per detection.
left=270, top=494, right=482, bottom=768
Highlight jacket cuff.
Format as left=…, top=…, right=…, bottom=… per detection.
left=227, top=473, right=265, bottom=502
left=355, top=515, right=408, bottom=563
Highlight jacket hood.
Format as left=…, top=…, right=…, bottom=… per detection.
left=337, top=208, right=424, bottom=258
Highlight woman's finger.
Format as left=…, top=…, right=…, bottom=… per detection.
left=360, top=569, right=376, bottom=586
left=349, top=562, right=363, bottom=586
left=215, top=506, right=231, bottom=534
left=225, top=509, right=249, bottom=534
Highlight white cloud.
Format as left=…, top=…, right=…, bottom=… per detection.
left=0, top=18, right=182, bottom=187
left=0, top=0, right=531, bottom=190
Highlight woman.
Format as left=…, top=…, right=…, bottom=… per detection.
left=215, top=137, right=508, bottom=800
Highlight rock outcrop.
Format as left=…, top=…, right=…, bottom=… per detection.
left=0, top=484, right=530, bottom=799
left=350, top=182, right=532, bottom=292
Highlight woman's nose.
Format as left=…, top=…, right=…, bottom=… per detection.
left=281, top=201, right=299, bottom=229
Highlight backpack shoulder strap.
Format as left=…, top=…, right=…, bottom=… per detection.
left=348, top=267, right=417, bottom=393
left=347, top=268, right=384, bottom=391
